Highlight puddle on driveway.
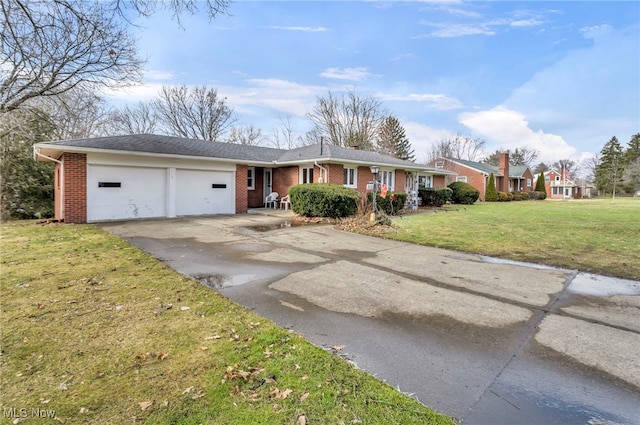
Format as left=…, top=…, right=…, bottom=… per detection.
left=244, top=220, right=324, bottom=232
left=568, top=273, right=640, bottom=296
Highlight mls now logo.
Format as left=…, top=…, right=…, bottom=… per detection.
left=3, top=407, right=56, bottom=418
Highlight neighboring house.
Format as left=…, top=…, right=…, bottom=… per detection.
left=34, top=134, right=453, bottom=223
left=426, top=153, right=535, bottom=201
left=542, top=170, right=591, bottom=199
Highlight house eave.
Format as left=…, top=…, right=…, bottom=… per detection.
left=33, top=143, right=276, bottom=166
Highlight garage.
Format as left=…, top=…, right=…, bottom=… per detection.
left=87, top=165, right=167, bottom=222
left=175, top=169, right=234, bottom=216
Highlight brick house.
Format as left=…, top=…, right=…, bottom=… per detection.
left=34, top=134, right=453, bottom=223
left=542, top=169, right=592, bottom=199
left=426, top=153, right=535, bottom=201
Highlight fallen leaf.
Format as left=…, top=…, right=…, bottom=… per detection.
left=331, top=345, right=343, bottom=351
left=158, top=352, right=169, bottom=360
left=79, top=407, right=89, bottom=414
left=180, top=306, right=190, bottom=311
left=200, top=346, right=208, bottom=351
left=182, top=387, right=193, bottom=394
left=299, top=392, right=309, bottom=401
left=298, top=414, right=307, bottom=425
left=138, top=400, right=153, bottom=411
left=204, top=335, right=221, bottom=340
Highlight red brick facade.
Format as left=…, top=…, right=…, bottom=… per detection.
left=235, top=165, right=249, bottom=213
left=62, top=153, right=87, bottom=224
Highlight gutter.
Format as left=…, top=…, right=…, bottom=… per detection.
left=314, top=161, right=328, bottom=183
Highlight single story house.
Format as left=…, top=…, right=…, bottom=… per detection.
left=34, top=134, right=453, bottom=223
left=426, top=153, right=535, bottom=201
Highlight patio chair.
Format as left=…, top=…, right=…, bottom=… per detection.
left=265, top=192, right=279, bottom=208
left=280, top=195, right=290, bottom=210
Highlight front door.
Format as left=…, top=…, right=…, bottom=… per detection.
left=263, top=168, right=273, bottom=201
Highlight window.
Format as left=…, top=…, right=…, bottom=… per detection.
left=435, top=161, right=444, bottom=169
left=526, top=178, right=532, bottom=187
left=419, top=175, right=433, bottom=188
left=301, top=167, right=314, bottom=184
left=343, top=167, right=356, bottom=187
left=456, top=176, right=467, bottom=183
left=380, top=170, right=394, bottom=189
left=247, top=167, right=255, bottom=190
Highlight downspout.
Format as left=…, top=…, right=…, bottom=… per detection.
left=34, top=148, right=64, bottom=219
left=314, top=161, right=328, bottom=183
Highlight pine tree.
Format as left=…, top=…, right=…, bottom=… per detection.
left=595, top=136, right=625, bottom=197
left=377, top=116, right=415, bottom=161
left=625, top=133, right=640, bottom=164
left=485, top=172, right=498, bottom=201
left=535, top=172, right=546, bottom=192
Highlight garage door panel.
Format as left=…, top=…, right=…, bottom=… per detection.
left=176, top=169, right=234, bottom=216
left=88, top=166, right=166, bottom=221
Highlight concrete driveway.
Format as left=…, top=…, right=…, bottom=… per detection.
left=101, top=212, right=640, bottom=424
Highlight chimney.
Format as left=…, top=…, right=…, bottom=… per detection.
left=498, top=152, right=510, bottom=193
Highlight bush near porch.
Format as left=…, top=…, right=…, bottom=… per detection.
left=289, top=183, right=360, bottom=218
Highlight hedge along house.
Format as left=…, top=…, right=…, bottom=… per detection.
left=34, top=134, right=452, bottom=223
left=426, top=153, right=535, bottom=201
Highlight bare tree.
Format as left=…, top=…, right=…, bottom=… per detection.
left=484, top=147, right=539, bottom=167
left=307, top=90, right=384, bottom=151
left=107, top=102, right=158, bottom=135
left=227, top=125, right=264, bottom=146
left=269, top=116, right=303, bottom=149
left=1, top=0, right=231, bottom=113
left=152, top=85, right=236, bottom=141
left=39, top=90, right=108, bottom=140
left=427, top=134, right=485, bottom=162
left=1, top=0, right=143, bottom=113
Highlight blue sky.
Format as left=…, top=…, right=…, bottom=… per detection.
left=108, top=1, right=640, bottom=167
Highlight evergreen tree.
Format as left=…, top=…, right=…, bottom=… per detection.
left=377, top=116, right=415, bottom=161
left=535, top=172, right=546, bottom=192
left=595, top=136, right=625, bottom=197
left=1, top=109, right=56, bottom=219
left=625, top=133, right=640, bottom=164
left=485, top=172, right=498, bottom=201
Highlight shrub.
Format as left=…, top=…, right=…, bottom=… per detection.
left=497, top=191, right=512, bottom=202
left=289, top=183, right=360, bottom=218
left=485, top=172, right=498, bottom=202
left=512, top=193, right=524, bottom=201
left=529, top=190, right=547, bottom=200
left=418, top=187, right=452, bottom=207
left=367, top=191, right=407, bottom=215
left=447, top=181, right=480, bottom=205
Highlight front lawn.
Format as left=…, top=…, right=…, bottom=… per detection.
left=0, top=221, right=453, bottom=425
left=388, top=198, right=639, bottom=280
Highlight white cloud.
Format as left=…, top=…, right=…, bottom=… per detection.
left=414, top=23, right=495, bottom=38
left=458, top=106, right=576, bottom=162
left=264, top=26, right=329, bottom=32
left=510, top=19, right=543, bottom=28
left=380, top=93, right=463, bottom=110
left=320, top=67, right=372, bottom=81
left=403, top=121, right=454, bottom=163
left=219, top=78, right=328, bottom=117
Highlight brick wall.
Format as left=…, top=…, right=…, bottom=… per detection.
left=325, top=163, right=343, bottom=185
left=273, top=166, right=299, bottom=199
left=62, top=153, right=87, bottom=223
left=235, top=165, right=249, bottom=213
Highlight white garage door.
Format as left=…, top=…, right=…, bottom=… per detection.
left=176, top=169, right=234, bottom=216
left=87, top=165, right=167, bottom=222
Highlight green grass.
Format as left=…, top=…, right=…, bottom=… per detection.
left=387, top=198, right=640, bottom=280
left=0, top=221, right=454, bottom=425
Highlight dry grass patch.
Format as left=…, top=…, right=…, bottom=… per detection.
left=0, top=221, right=453, bottom=425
